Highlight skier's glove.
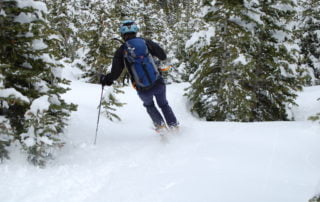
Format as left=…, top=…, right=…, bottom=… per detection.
left=100, top=74, right=113, bottom=86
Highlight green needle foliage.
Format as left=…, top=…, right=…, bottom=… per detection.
left=0, top=0, right=76, bottom=166
left=298, top=0, right=320, bottom=85
left=186, top=0, right=306, bottom=121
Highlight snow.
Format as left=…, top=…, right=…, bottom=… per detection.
left=292, top=86, right=320, bottom=121
left=20, top=127, right=36, bottom=147
left=25, top=32, right=34, bottom=38
left=185, top=26, right=215, bottom=49
left=1, top=74, right=320, bottom=202
left=34, top=80, right=49, bottom=93
left=2, top=0, right=320, bottom=200
left=28, top=95, right=50, bottom=114
left=0, top=88, right=30, bottom=103
left=22, top=62, right=32, bottom=69
left=16, top=0, right=48, bottom=12
left=13, top=0, right=47, bottom=23
left=14, top=12, right=34, bottom=24
left=233, top=54, right=248, bottom=65
left=48, top=34, right=61, bottom=40
left=36, top=53, right=57, bottom=65
left=32, top=39, right=48, bottom=50
left=49, top=95, right=61, bottom=106
left=0, top=9, right=6, bottom=16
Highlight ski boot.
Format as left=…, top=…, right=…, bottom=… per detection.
left=168, top=124, right=180, bottom=134
left=155, top=124, right=168, bottom=136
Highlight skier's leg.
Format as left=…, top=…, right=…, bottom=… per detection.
left=154, top=82, right=178, bottom=127
left=137, top=89, right=165, bottom=127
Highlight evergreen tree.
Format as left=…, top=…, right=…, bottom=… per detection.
left=249, top=0, right=305, bottom=120
left=81, top=0, right=119, bottom=82
left=310, top=194, right=320, bottom=202
left=101, top=86, right=125, bottom=121
left=45, top=0, right=78, bottom=61
left=0, top=0, right=30, bottom=161
left=0, top=67, right=16, bottom=162
left=137, top=0, right=178, bottom=83
left=169, top=0, right=203, bottom=82
left=77, top=0, right=126, bottom=121
left=0, top=2, right=10, bottom=162
left=186, top=0, right=304, bottom=121
left=186, top=0, right=258, bottom=121
left=75, top=0, right=186, bottom=85
left=0, top=0, right=76, bottom=166
left=299, top=0, right=320, bottom=85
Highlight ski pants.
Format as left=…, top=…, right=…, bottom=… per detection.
left=137, top=79, right=178, bottom=127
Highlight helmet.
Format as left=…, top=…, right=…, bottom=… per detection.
left=119, top=20, right=139, bottom=35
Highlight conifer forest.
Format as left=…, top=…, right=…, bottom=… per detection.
left=0, top=0, right=320, bottom=173
left=1, top=0, right=320, bottom=201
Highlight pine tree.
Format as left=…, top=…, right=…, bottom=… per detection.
left=0, top=2, right=10, bottom=162
left=45, top=0, right=78, bottom=61
left=186, top=0, right=258, bottom=121
left=81, top=0, right=120, bottom=82
left=252, top=0, right=305, bottom=120
left=0, top=0, right=31, bottom=161
left=186, top=0, right=304, bottom=121
left=137, top=0, right=179, bottom=83
left=299, top=0, right=320, bottom=85
left=309, top=194, right=320, bottom=202
left=0, top=67, right=15, bottom=162
left=77, top=0, right=126, bottom=122
left=1, top=0, right=76, bottom=166
left=101, top=86, right=125, bottom=121
left=169, top=0, right=203, bottom=82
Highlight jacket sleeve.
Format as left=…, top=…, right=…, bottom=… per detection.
left=108, top=45, right=125, bottom=81
left=145, top=39, right=167, bottom=60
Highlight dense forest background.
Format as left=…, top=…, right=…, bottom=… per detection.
left=0, top=0, right=319, bottom=173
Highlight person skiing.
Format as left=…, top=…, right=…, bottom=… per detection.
left=100, top=20, right=179, bottom=133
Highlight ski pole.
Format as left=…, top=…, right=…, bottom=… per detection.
left=94, top=85, right=104, bottom=145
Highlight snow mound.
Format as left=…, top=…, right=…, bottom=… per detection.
left=0, top=81, right=319, bottom=202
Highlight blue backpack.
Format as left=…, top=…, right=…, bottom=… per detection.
left=124, top=38, right=160, bottom=90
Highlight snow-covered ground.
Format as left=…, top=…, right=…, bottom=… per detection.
left=1, top=70, right=320, bottom=202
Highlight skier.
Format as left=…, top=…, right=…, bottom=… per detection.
left=100, top=20, right=179, bottom=133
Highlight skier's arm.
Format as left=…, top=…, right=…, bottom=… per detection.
left=108, top=46, right=125, bottom=81
left=100, top=46, right=125, bottom=86
left=146, top=39, right=167, bottom=60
